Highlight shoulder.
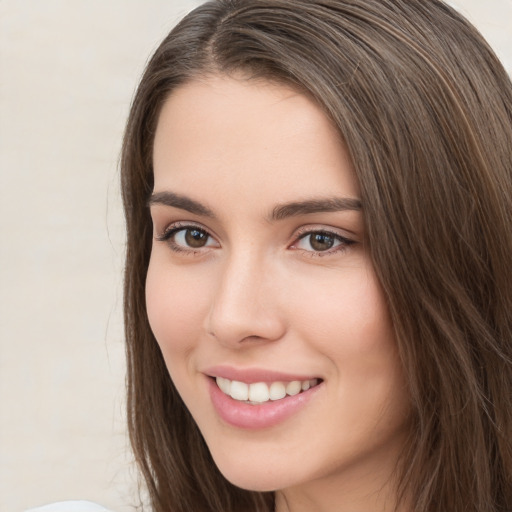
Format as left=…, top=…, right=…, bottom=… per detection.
left=25, top=502, right=113, bottom=512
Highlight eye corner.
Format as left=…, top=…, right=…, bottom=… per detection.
left=289, top=227, right=356, bottom=256
left=154, top=222, right=220, bottom=255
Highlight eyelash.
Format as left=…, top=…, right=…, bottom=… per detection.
left=156, top=222, right=214, bottom=254
left=155, top=222, right=355, bottom=257
left=292, top=228, right=355, bottom=257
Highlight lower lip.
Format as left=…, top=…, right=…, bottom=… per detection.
left=207, top=377, right=322, bottom=430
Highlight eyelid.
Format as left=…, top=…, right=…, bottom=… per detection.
left=154, top=221, right=356, bottom=256
left=292, top=224, right=356, bottom=241
left=289, top=225, right=356, bottom=255
left=155, top=220, right=208, bottom=241
left=155, top=221, right=220, bottom=253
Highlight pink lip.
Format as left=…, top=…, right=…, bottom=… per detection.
left=204, top=365, right=319, bottom=384
left=206, top=375, right=322, bottom=430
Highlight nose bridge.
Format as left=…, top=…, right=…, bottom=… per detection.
left=206, top=246, right=284, bottom=345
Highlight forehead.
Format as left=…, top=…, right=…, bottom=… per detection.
left=152, top=74, right=359, bottom=211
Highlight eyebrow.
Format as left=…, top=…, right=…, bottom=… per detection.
left=148, top=191, right=362, bottom=220
left=270, top=197, right=362, bottom=220
left=148, top=191, right=216, bottom=218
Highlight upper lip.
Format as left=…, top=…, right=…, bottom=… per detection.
left=203, top=365, right=321, bottom=384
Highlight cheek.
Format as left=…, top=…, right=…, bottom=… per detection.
left=287, top=263, right=405, bottom=412
left=288, top=263, right=394, bottom=357
left=145, top=256, right=210, bottom=361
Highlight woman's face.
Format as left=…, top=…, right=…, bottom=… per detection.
left=147, top=75, right=410, bottom=507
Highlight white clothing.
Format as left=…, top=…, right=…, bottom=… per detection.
left=25, top=501, right=112, bottom=512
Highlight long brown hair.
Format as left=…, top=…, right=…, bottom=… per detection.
left=121, top=1, right=512, bottom=510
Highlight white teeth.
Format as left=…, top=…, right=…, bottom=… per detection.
left=269, top=382, right=287, bottom=400
left=216, top=376, right=231, bottom=395
left=216, top=376, right=319, bottom=404
left=286, top=380, right=302, bottom=396
left=248, top=382, right=270, bottom=403
left=229, top=380, right=249, bottom=401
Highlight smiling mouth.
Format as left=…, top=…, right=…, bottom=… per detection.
left=215, top=376, right=321, bottom=404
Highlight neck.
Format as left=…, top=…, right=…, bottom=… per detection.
left=274, top=453, right=410, bottom=512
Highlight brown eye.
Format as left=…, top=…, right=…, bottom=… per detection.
left=183, top=228, right=210, bottom=248
left=309, top=233, right=335, bottom=251
left=160, top=225, right=218, bottom=251
left=293, top=230, right=354, bottom=254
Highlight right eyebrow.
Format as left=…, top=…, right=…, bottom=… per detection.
left=148, top=191, right=216, bottom=218
left=270, top=196, right=362, bottom=221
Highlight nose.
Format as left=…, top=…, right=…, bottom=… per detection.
left=205, top=249, right=286, bottom=347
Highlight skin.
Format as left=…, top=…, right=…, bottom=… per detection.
left=146, top=74, right=411, bottom=512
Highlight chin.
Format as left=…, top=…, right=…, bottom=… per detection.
left=219, top=469, right=288, bottom=493
left=209, top=451, right=297, bottom=492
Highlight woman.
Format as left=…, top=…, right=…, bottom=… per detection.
left=120, top=0, right=512, bottom=511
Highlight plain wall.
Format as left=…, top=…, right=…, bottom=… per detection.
left=0, top=1, right=510, bottom=511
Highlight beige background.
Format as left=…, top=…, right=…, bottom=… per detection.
left=0, top=1, right=510, bottom=511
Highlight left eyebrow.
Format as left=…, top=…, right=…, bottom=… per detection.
left=148, top=191, right=216, bottom=218
left=270, top=197, right=362, bottom=221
